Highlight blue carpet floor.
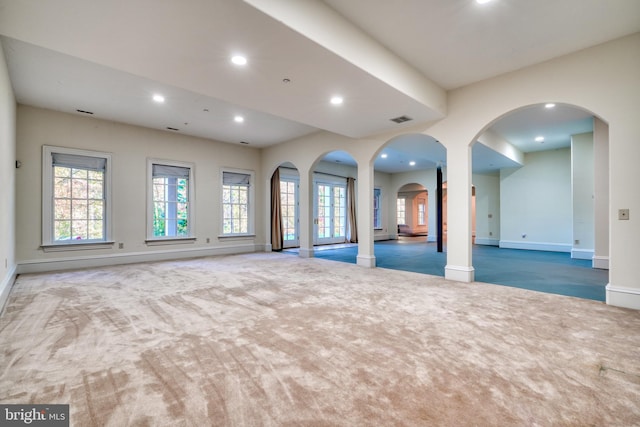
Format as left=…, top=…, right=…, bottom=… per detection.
left=301, top=239, right=608, bottom=301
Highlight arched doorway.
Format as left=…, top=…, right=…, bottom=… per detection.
left=469, top=103, right=609, bottom=300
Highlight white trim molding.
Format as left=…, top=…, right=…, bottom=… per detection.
left=499, top=240, right=571, bottom=253
left=0, top=265, right=17, bottom=315
left=592, top=256, right=609, bottom=270
left=571, top=248, right=594, bottom=260
left=445, top=265, right=475, bottom=283
left=475, top=238, right=499, bottom=246
left=606, top=284, right=640, bottom=310
left=17, top=244, right=259, bottom=274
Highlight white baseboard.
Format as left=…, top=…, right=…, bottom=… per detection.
left=499, top=240, right=571, bottom=253
left=606, top=284, right=640, bottom=310
left=374, top=234, right=391, bottom=241
left=0, top=265, right=17, bottom=315
left=571, top=248, right=594, bottom=260
left=17, top=243, right=259, bottom=274
left=445, top=265, right=475, bottom=283
left=592, top=256, right=609, bottom=270
left=475, top=238, right=499, bottom=246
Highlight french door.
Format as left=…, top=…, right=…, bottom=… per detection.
left=315, top=182, right=346, bottom=245
left=280, top=178, right=299, bottom=248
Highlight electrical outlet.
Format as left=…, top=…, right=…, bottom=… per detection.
left=118, top=243, right=124, bottom=249
left=206, top=238, right=210, bottom=243
left=619, top=209, right=630, bottom=220
left=574, top=239, right=580, bottom=245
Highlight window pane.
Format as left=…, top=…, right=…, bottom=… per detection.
left=54, top=166, right=71, bottom=178
left=54, top=220, right=71, bottom=241
left=88, top=220, right=103, bottom=239
left=54, top=199, right=71, bottom=220
left=89, top=200, right=104, bottom=220
left=88, top=180, right=103, bottom=199
left=72, top=220, right=88, bottom=240
left=72, top=169, right=88, bottom=179
left=72, top=200, right=88, bottom=219
left=71, top=178, right=88, bottom=199
left=54, top=177, right=71, bottom=198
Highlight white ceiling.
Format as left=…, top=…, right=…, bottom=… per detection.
left=1, top=0, right=638, bottom=173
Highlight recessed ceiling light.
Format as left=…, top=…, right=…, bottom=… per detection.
left=330, top=96, right=344, bottom=105
left=152, top=94, right=165, bottom=103
left=535, top=136, right=545, bottom=142
left=234, top=115, right=244, bottom=123
left=231, top=55, right=247, bottom=66
left=409, top=161, right=416, bottom=166
left=476, top=0, right=493, bottom=4
left=381, top=153, right=388, bottom=159
left=545, top=103, right=556, bottom=109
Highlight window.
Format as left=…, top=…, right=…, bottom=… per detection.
left=418, top=198, right=426, bottom=225
left=373, top=188, right=382, bottom=230
left=397, top=198, right=406, bottom=225
left=42, top=146, right=112, bottom=247
left=280, top=178, right=299, bottom=245
left=222, top=170, right=254, bottom=236
left=148, top=160, right=194, bottom=240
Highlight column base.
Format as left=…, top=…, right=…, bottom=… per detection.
left=445, top=265, right=475, bottom=283
left=606, top=284, right=640, bottom=310
left=298, top=248, right=314, bottom=258
left=356, top=255, right=376, bottom=268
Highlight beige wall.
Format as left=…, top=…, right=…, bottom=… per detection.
left=16, top=106, right=263, bottom=272
left=0, top=42, right=17, bottom=310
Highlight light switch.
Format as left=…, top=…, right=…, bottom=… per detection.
left=619, top=209, right=630, bottom=220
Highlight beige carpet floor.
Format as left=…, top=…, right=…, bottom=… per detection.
left=1, top=253, right=639, bottom=426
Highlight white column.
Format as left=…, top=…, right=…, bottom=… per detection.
left=593, top=118, right=609, bottom=269
left=298, top=167, right=314, bottom=258
left=444, top=144, right=475, bottom=282
left=356, top=162, right=376, bottom=267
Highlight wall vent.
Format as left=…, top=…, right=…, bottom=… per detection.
left=390, top=115, right=412, bottom=124
left=76, top=109, right=94, bottom=115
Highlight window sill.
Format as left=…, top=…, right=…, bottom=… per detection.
left=41, top=241, right=115, bottom=252
left=145, top=238, right=197, bottom=246
left=218, top=234, right=256, bottom=240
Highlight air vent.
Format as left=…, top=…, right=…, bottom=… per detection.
left=390, top=115, right=412, bottom=124
left=166, top=127, right=179, bottom=131
left=239, top=141, right=250, bottom=145
left=76, top=109, right=94, bottom=115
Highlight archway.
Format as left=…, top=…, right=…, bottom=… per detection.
left=312, top=150, right=358, bottom=247
left=469, top=103, right=609, bottom=300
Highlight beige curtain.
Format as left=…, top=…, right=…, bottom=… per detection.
left=346, top=177, right=358, bottom=243
left=271, top=169, right=283, bottom=251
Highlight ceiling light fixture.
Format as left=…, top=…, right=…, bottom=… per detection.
left=476, top=0, right=493, bottom=4
left=545, top=103, right=556, bottom=109
left=330, top=96, right=343, bottom=105
left=381, top=153, right=388, bottom=159
left=234, top=115, right=244, bottom=123
left=231, top=55, right=247, bottom=66
left=152, top=94, right=165, bottom=103
left=409, top=161, right=416, bottom=166
left=535, top=136, right=545, bottom=142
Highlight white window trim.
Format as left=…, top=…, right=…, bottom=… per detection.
left=220, top=167, right=255, bottom=237
left=42, top=145, right=113, bottom=250
left=373, top=187, right=382, bottom=230
left=146, top=158, right=196, bottom=242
